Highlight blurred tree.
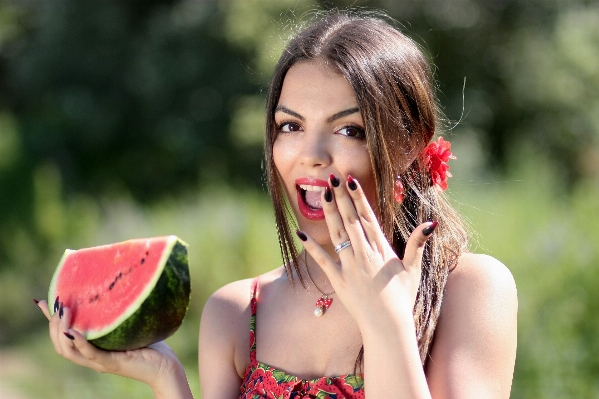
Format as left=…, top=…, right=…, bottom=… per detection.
left=0, top=0, right=265, bottom=263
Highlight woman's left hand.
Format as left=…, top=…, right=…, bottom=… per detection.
left=297, top=174, right=436, bottom=328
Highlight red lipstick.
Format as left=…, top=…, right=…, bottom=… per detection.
left=295, top=178, right=328, bottom=221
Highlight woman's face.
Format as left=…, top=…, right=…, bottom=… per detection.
left=273, top=60, right=376, bottom=246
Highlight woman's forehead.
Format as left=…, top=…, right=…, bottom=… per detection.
left=277, top=60, right=359, bottom=115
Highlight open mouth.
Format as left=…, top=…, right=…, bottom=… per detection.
left=295, top=180, right=327, bottom=221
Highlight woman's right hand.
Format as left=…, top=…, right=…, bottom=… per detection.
left=36, top=299, right=185, bottom=393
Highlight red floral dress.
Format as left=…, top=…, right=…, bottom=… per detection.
left=239, top=278, right=365, bottom=399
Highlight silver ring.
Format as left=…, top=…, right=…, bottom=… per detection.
left=334, top=240, right=352, bottom=253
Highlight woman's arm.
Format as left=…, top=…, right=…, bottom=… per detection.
left=426, top=253, right=517, bottom=398
left=358, top=253, right=517, bottom=399
left=198, top=279, right=251, bottom=399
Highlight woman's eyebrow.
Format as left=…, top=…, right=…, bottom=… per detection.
left=274, top=106, right=304, bottom=121
left=274, top=106, right=360, bottom=123
left=326, top=107, right=360, bottom=123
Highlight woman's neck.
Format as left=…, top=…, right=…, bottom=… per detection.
left=300, top=251, right=334, bottom=295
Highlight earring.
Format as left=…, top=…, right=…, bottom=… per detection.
left=394, top=176, right=405, bottom=204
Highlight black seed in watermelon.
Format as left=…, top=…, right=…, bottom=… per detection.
left=48, top=236, right=191, bottom=351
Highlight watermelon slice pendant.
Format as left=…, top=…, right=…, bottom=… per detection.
left=314, top=294, right=333, bottom=317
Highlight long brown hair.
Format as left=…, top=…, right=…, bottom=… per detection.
left=264, top=10, right=468, bottom=365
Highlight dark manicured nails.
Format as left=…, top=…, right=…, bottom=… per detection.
left=348, top=175, right=357, bottom=191
left=296, top=230, right=308, bottom=242
left=59, top=302, right=64, bottom=319
left=422, top=221, right=438, bottom=236
left=329, top=173, right=340, bottom=187
left=64, top=332, right=75, bottom=340
left=33, top=299, right=39, bottom=306
left=324, top=187, right=333, bottom=202
left=54, top=296, right=60, bottom=313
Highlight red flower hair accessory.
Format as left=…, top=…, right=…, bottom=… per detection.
left=422, top=137, right=456, bottom=191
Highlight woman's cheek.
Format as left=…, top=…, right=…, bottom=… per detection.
left=273, top=137, right=302, bottom=173
left=272, top=139, right=299, bottom=194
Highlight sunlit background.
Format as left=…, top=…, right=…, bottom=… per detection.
left=0, top=0, right=598, bottom=398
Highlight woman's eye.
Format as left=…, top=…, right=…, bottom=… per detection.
left=278, top=122, right=302, bottom=133
left=337, top=126, right=365, bottom=138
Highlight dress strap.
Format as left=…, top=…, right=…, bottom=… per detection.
left=249, top=277, right=259, bottom=364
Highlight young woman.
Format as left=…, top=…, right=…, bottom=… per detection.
left=37, top=11, right=517, bottom=399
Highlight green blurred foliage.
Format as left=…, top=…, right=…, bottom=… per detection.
left=1, top=0, right=599, bottom=397
left=0, top=0, right=265, bottom=269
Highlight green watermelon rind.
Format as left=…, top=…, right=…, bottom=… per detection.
left=91, top=239, right=190, bottom=350
left=48, top=236, right=191, bottom=351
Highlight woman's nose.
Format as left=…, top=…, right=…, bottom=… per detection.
left=298, top=131, right=332, bottom=167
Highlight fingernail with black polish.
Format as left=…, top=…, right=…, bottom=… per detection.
left=33, top=299, right=39, bottom=306
left=423, top=221, right=438, bottom=236
left=324, top=187, right=333, bottom=202
left=54, top=296, right=60, bottom=313
left=329, top=173, right=340, bottom=188
left=348, top=175, right=357, bottom=191
left=59, top=302, right=64, bottom=319
left=296, top=230, right=308, bottom=242
left=64, top=332, right=75, bottom=340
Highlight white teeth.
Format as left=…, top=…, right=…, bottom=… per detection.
left=299, top=184, right=325, bottom=192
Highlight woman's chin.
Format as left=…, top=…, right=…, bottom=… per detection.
left=297, top=223, right=333, bottom=247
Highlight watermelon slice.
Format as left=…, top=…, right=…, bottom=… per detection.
left=48, top=236, right=190, bottom=351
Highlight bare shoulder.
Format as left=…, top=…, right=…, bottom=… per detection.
left=440, top=252, right=518, bottom=339
left=199, top=268, right=286, bottom=383
left=198, top=278, right=256, bottom=397
left=202, top=278, right=255, bottom=321
left=199, top=278, right=256, bottom=357
left=446, top=252, right=517, bottom=302
left=201, top=267, right=285, bottom=336
left=426, top=253, right=518, bottom=398
left=202, top=267, right=285, bottom=319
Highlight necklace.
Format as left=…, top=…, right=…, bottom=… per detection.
left=305, top=255, right=335, bottom=317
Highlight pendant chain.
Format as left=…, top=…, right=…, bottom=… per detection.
left=304, top=252, right=334, bottom=317
left=304, top=252, right=334, bottom=296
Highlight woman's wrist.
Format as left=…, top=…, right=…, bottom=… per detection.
left=361, top=301, right=414, bottom=341
left=151, top=358, right=194, bottom=399
left=355, top=286, right=415, bottom=338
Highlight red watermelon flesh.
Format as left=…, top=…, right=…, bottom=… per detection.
left=48, top=236, right=190, bottom=351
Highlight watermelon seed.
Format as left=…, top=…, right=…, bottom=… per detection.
left=59, top=303, right=64, bottom=319
left=89, top=294, right=99, bottom=304
left=54, top=296, right=60, bottom=313
left=108, top=271, right=126, bottom=290
left=141, top=258, right=145, bottom=264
